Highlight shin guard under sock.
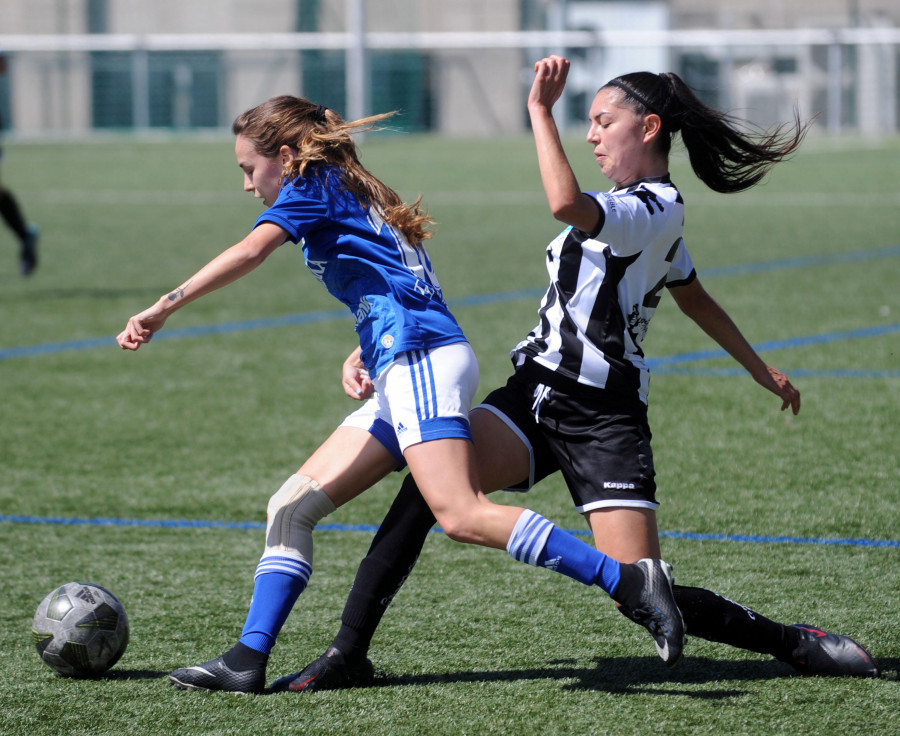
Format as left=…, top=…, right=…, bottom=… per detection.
left=239, top=565, right=310, bottom=655
left=507, top=510, right=622, bottom=594
left=673, top=584, right=797, bottom=659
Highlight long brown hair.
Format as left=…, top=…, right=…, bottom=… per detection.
left=232, top=96, right=434, bottom=246
left=602, top=72, right=811, bottom=193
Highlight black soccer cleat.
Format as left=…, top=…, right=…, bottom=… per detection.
left=268, top=646, right=375, bottom=693
left=616, top=558, right=685, bottom=667
left=169, top=654, right=266, bottom=694
left=787, top=624, right=880, bottom=677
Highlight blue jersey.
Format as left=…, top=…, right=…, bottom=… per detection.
left=255, top=167, right=466, bottom=378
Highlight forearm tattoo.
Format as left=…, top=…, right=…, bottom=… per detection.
left=167, top=281, right=191, bottom=302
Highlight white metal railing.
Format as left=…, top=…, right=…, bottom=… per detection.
left=3, top=28, right=900, bottom=51
left=1, top=27, right=897, bottom=135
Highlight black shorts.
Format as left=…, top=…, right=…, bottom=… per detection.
left=476, top=361, right=657, bottom=512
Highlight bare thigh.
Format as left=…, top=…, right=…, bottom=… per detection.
left=469, top=407, right=532, bottom=493
left=583, top=506, right=661, bottom=563
left=403, top=437, right=523, bottom=550
left=297, top=425, right=399, bottom=508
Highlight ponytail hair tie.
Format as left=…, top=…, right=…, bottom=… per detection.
left=315, top=104, right=328, bottom=123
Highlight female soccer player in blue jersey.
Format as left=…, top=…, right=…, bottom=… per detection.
left=271, top=59, right=879, bottom=691
left=116, top=95, right=685, bottom=693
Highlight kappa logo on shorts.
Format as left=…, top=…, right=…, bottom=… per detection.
left=603, top=481, right=636, bottom=490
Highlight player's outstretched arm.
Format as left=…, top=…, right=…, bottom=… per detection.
left=669, top=278, right=800, bottom=414
left=116, top=223, right=287, bottom=351
left=528, top=56, right=600, bottom=234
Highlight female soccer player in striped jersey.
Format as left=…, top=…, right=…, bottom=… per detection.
left=117, top=94, right=685, bottom=693
left=273, top=57, right=879, bottom=691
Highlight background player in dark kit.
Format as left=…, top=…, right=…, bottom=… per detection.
left=0, top=51, right=38, bottom=276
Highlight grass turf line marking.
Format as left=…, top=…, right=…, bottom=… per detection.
left=647, top=323, right=900, bottom=369
left=2, top=321, right=897, bottom=378
left=2, top=245, right=899, bottom=363
left=1, top=514, right=897, bottom=549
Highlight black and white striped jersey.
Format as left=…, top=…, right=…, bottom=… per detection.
left=512, top=176, right=696, bottom=405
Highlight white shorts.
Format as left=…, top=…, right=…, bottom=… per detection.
left=340, top=342, right=479, bottom=465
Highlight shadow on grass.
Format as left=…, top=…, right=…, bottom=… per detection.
left=107, top=657, right=898, bottom=695
left=297, top=655, right=899, bottom=700
left=362, top=657, right=783, bottom=700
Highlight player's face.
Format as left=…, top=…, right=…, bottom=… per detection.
left=585, top=88, right=652, bottom=187
left=235, top=135, right=286, bottom=207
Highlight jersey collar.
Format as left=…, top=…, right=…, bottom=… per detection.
left=612, top=174, right=672, bottom=192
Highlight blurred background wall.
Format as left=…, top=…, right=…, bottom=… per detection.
left=0, top=0, right=897, bottom=137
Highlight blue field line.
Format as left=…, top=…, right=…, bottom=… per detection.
left=0, top=307, right=352, bottom=360
left=2, top=245, right=898, bottom=363
left=646, top=323, right=900, bottom=369
left=700, top=244, right=900, bottom=278
left=651, top=366, right=900, bottom=378
left=1, top=514, right=897, bottom=549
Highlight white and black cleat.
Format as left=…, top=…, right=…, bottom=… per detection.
left=617, top=558, right=685, bottom=667
left=170, top=655, right=266, bottom=694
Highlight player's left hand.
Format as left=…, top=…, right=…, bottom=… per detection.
left=763, top=365, right=801, bottom=415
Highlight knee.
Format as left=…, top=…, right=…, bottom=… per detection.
left=265, top=474, right=336, bottom=558
left=433, top=509, right=482, bottom=545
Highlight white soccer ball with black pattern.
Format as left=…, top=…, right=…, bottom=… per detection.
left=32, top=582, right=130, bottom=678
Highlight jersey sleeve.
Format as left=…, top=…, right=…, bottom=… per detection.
left=585, top=187, right=683, bottom=257
left=665, top=239, right=696, bottom=287
left=254, top=181, right=329, bottom=244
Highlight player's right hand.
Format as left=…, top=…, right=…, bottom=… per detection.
left=342, top=358, right=373, bottom=400
left=529, top=55, right=570, bottom=112
left=116, top=305, right=169, bottom=351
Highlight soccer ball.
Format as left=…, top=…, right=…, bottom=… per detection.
left=32, top=582, right=130, bottom=678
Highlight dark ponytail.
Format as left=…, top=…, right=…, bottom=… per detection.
left=602, top=72, right=811, bottom=194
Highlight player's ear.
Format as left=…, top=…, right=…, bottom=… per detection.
left=279, top=144, right=295, bottom=165
left=642, top=113, right=663, bottom=143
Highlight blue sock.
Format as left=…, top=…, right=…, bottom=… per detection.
left=239, top=555, right=311, bottom=655
left=507, top=510, right=621, bottom=595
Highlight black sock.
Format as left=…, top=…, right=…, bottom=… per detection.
left=610, top=562, right=644, bottom=608
left=222, top=641, right=268, bottom=671
left=331, top=473, right=436, bottom=662
left=0, top=190, right=28, bottom=241
left=673, top=584, right=800, bottom=661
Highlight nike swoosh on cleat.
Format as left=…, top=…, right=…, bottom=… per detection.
left=185, top=666, right=217, bottom=676
left=800, top=627, right=827, bottom=638
left=290, top=675, right=318, bottom=691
